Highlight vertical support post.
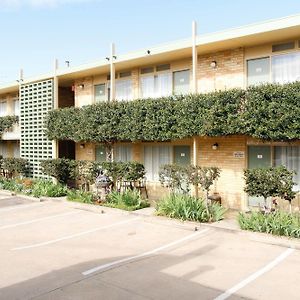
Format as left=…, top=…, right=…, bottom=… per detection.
left=52, top=58, right=59, bottom=159
left=110, top=43, right=116, bottom=101
left=192, top=136, right=199, bottom=197
left=192, top=21, right=198, bottom=94
left=18, top=68, right=24, bottom=160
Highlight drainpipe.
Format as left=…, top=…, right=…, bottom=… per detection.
left=192, top=21, right=198, bottom=94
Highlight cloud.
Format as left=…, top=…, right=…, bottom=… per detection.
left=0, top=0, right=98, bottom=9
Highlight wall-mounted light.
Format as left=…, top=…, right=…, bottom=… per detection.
left=210, top=60, right=217, bottom=69
left=212, top=143, right=219, bottom=150
left=78, top=84, right=84, bottom=90
left=80, top=143, right=85, bottom=149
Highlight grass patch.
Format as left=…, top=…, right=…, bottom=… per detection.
left=104, top=189, right=150, bottom=211
left=238, top=211, right=300, bottom=238
left=156, top=193, right=226, bottom=222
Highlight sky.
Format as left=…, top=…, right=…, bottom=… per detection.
left=0, top=0, right=300, bottom=84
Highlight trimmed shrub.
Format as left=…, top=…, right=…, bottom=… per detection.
left=0, top=158, right=28, bottom=178
left=238, top=211, right=300, bottom=238
left=40, top=158, right=76, bottom=184
left=156, top=193, right=226, bottom=222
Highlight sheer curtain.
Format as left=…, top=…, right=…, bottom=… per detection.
left=272, top=52, right=300, bottom=84
left=115, top=80, right=133, bottom=101
left=140, top=76, right=155, bottom=98
left=155, top=73, right=172, bottom=97
left=144, top=145, right=172, bottom=181
left=115, top=145, right=133, bottom=162
left=274, top=146, right=300, bottom=191
left=0, top=102, right=7, bottom=117
left=140, top=73, right=172, bottom=98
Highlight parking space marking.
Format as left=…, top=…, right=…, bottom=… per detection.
left=0, top=211, right=81, bottom=230
left=82, top=228, right=210, bottom=276
left=12, top=217, right=140, bottom=251
left=214, top=247, right=295, bottom=300
left=0, top=202, right=42, bottom=213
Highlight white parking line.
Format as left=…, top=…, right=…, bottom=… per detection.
left=0, top=211, right=81, bottom=230
left=12, top=217, right=140, bottom=251
left=214, top=247, right=295, bottom=300
left=82, top=228, right=210, bottom=276
left=0, top=202, right=42, bottom=213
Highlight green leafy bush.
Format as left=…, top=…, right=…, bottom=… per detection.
left=244, top=166, right=296, bottom=209
left=67, top=189, right=94, bottom=204
left=29, top=180, right=68, bottom=197
left=0, top=158, right=28, bottom=178
left=238, top=211, right=300, bottom=238
left=156, top=193, right=226, bottom=222
left=0, top=115, right=18, bottom=136
left=46, top=82, right=300, bottom=142
left=0, top=177, right=23, bottom=192
left=40, top=158, right=76, bottom=184
left=105, top=189, right=150, bottom=211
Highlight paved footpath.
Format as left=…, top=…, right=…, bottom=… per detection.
left=0, top=193, right=299, bottom=300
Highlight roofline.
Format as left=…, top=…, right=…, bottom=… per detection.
left=1, top=13, right=300, bottom=92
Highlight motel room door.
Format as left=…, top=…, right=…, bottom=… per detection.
left=247, top=146, right=271, bottom=207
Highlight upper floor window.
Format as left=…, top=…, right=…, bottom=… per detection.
left=115, top=79, right=133, bottom=101
left=140, top=67, right=190, bottom=98
left=13, top=99, right=20, bottom=116
left=247, top=57, right=270, bottom=86
left=272, top=52, right=300, bottom=84
left=0, top=101, right=7, bottom=117
left=94, top=84, right=106, bottom=102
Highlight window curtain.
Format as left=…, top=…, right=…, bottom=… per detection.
left=115, top=80, right=133, bottom=101
left=274, top=146, right=300, bottom=191
left=272, top=52, right=300, bottom=84
left=140, top=76, right=155, bottom=98
left=14, top=100, right=20, bottom=116
left=144, top=145, right=172, bottom=181
left=140, top=73, right=172, bottom=98
left=0, top=143, right=7, bottom=158
left=155, top=73, right=172, bottom=97
left=115, top=145, right=133, bottom=162
left=13, top=143, right=20, bottom=158
left=0, top=102, right=7, bottom=117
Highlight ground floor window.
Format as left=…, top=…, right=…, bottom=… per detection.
left=115, top=145, right=133, bottom=162
left=274, top=146, right=300, bottom=191
left=144, top=145, right=172, bottom=181
left=0, top=143, right=7, bottom=158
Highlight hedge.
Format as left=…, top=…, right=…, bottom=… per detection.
left=45, top=82, right=300, bottom=142
left=0, top=116, right=18, bottom=137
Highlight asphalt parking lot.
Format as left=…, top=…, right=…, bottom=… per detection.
left=0, top=192, right=300, bottom=300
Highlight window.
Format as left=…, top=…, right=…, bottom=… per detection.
left=144, top=145, right=172, bottom=181
left=115, top=145, right=132, bottom=162
left=272, top=52, right=300, bottom=84
left=115, top=80, right=133, bottom=101
left=247, top=57, right=270, bottom=86
left=96, top=145, right=107, bottom=162
left=173, top=70, right=190, bottom=94
left=156, top=64, right=170, bottom=72
left=13, top=143, right=20, bottom=158
left=14, top=99, right=20, bottom=115
left=140, top=73, right=172, bottom=98
left=274, top=146, right=300, bottom=191
left=94, top=84, right=106, bottom=102
left=0, top=143, right=7, bottom=158
left=119, top=71, right=132, bottom=78
left=0, top=101, right=7, bottom=117
left=272, top=42, right=295, bottom=53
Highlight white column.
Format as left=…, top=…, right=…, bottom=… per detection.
left=52, top=58, right=59, bottom=159
left=192, top=21, right=198, bottom=94
left=110, top=43, right=116, bottom=101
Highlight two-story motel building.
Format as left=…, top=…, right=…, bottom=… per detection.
left=0, top=14, right=300, bottom=210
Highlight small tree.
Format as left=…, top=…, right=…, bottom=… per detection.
left=244, top=166, right=296, bottom=212
left=187, top=166, right=221, bottom=212
left=159, top=164, right=190, bottom=194
left=71, top=160, right=96, bottom=192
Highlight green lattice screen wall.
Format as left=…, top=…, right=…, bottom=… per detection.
left=20, top=79, right=54, bottom=177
